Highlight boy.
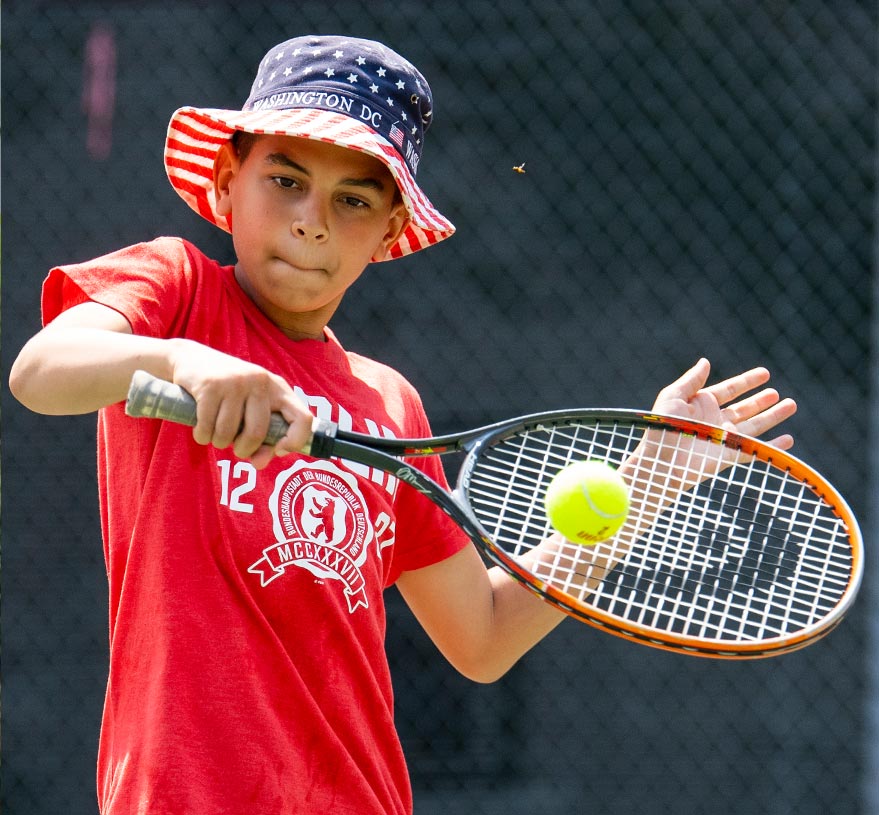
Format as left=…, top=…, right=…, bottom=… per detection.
left=9, top=35, right=796, bottom=814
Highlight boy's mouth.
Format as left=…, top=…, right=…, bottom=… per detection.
left=276, top=256, right=327, bottom=275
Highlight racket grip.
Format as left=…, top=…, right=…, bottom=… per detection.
left=125, top=370, right=330, bottom=453
left=126, top=370, right=198, bottom=426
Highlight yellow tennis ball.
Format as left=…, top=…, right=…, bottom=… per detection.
left=544, top=460, right=630, bottom=545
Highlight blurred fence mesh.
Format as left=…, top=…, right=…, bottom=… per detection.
left=2, top=2, right=875, bottom=814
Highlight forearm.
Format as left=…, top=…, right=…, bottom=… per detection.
left=10, top=325, right=179, bottom=415
left=397, top=546, right=567, bottom=684
left=11, top=303, right=315, bottom=466
left=477, top=565, right=568, bottom=680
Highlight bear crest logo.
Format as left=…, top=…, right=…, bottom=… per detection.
left=248, top=460, right=374, bottom=612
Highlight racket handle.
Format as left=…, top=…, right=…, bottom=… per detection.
left=125, top=369, right=337, bottom=456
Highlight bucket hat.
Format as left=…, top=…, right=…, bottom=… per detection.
left=164, top=35, right=454, bottom=260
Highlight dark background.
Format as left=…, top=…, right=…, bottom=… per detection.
left=3, top=2, right=876, bottom=813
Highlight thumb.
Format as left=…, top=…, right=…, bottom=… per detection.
left=658, top=358, right=711, bottom=403
left=272, top=403, right=315, bottom=456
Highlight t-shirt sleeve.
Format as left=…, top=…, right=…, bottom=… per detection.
left=41, top=237, right=196, bottom=337
left=384, top=387, right=472, bottom=585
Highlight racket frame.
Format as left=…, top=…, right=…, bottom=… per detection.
left=125, top=371, right=863, bottom=659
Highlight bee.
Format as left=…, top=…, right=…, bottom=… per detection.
left=513, top=162, right=526, bottom=174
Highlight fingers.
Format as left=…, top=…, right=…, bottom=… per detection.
left=247, top=399, right=315, bottom=469
left=763, top=432, right=795, bottom=451
left=711, top=374, right=797, bottom=450
left=702, top=366, right=770, bottom=407
left=272, top=403, right=314, bottom=456
left=198, top=390, right=312, bottom=468
left=718, top=387, right=781, bottom=426
left=726, top=395, right=798, bottom=441
left=192, top=379, right=272, bottom=456
left=190, top=387, right=227, bottom=447
left=234, top=391, right=273, bottom=459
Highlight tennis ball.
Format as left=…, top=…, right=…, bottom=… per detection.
left=544, top=460, right=630, bottom=545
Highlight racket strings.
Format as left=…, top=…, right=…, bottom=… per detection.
left=469, top=441, right=839, bottom=584
left=469, top=460, right=828, bottom=567
left=464, top=418, right=854, bottom=643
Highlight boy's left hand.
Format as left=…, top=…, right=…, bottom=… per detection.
left=652, top=358, right=797, bottom=450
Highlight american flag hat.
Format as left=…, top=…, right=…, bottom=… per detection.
left=164, top=35, right=454, bottom=260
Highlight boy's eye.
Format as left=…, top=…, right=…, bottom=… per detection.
left=341, top=196, right=369, bottom=209
left=272, top=176, right=298, bottom=189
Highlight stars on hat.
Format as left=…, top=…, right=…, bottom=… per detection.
left=260, top=51, right=410, bottom=96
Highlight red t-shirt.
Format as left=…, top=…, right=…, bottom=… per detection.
left=42, top=237, right=470, bottom=815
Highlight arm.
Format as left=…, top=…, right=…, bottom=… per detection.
left=396, top=545, right=567, bottom=684
left=11, top=302, right=175, bottom=414
left=396, top=358, right=798, bottom=683
left=9, top=302, right=313, bottom=468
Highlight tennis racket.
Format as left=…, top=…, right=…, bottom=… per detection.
left=125, top=370, right=862, bottom=659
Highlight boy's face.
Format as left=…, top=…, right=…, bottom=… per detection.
left=214, top=133, right=407, bottom=340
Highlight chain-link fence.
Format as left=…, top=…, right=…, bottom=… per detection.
left=3, top=2, right=875, bottom=814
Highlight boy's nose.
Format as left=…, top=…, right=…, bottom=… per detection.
left=291, top=197, right=329, bottom=242
left=292, top=221, right=328, bottom=242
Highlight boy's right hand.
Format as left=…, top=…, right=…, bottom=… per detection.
left=169, top=339, right=313, bottom=470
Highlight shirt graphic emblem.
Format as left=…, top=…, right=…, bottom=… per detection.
left=247, top=460, right=374, bottom=612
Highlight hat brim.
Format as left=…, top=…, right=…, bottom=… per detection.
left=164, top=106, right=454, bottom=260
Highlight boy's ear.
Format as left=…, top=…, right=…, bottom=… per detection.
left=213, top=141, right=240, bottom=218
left=371, top=202, right=409, bottom=263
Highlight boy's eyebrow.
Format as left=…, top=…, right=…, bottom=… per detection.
left=265, top=152, right=308, bottom=173
left=264, top=151, right=387, bottom=191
